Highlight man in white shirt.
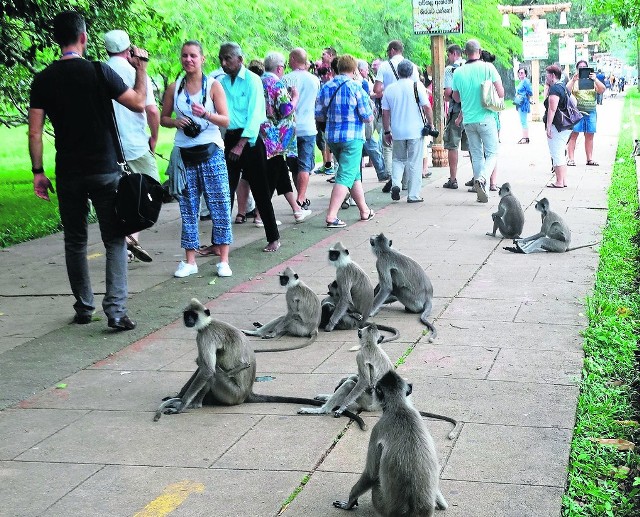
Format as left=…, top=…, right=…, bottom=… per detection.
left=382, top=60, right=433, bottom=203
left=104, top=29, right=159, bottom=262
left=283, top=47, right=320, bottom=209
left=373, top=40, right=419, bottom=191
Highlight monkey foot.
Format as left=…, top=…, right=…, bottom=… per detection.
left=503, top=245, right=524, bottom=254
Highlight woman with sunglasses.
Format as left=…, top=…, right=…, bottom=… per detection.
left=161, top=40, right=233, bottom=278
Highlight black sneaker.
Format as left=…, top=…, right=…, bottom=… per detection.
left=381, top=180, right=392, bottom=193
left=464, top=178, right=474, bottom=187
left=443, top=178, right=458, bottom=189
left=391, top=186, right=401, bottom=201
left=297, top=199, right=310, bottom=210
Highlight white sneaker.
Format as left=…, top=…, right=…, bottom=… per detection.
left=216, top=262, right=232, bottom=277
left=294, top=209, right=312, bottom=223
left=254, top=220, right=282, bottom=228
left=174, top=261, right=198, bottom=278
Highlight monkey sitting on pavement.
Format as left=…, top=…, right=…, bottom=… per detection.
left=324, top=241, right=399, bottom=344
left=319, top=280, right=364, bottom=331
left=299, top=323, right=460, bottom=439
left=486, top=182, right=525, bottom=239
left=504, top=198, right=596, bottom=253
left=369, top=233, right=437, bottom=342
left=154, top=298, right=364, bottom=429
left=333, top=370, right=449, bottom=516
left=242, top=267, right=321, bottom=352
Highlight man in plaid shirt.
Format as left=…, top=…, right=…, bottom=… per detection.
left=315, top=54, right=375, bottom=228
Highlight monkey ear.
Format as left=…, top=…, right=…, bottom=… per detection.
left=294, top=273, right=299, bottom=280
left=406, top=383, right=413, bottom=396
left=204, top=308, right=211, bottom=317
left=345, top=249, right=350, bottom=255
left=388, top=240, right=393, bottom=247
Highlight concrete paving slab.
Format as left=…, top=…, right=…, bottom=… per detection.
left=434, top=318, right=584, bottom=352
left=88, top=336, right=192, bottom=371
left=515, top=299, right=587, bottom=326
left=460, top=279, right=590, bottom=301
left=0, top=460, right=102, bottom=517
left=398, top=343, right=499, bottom=380
left=403, top=375, right=579, bottom=429
left=440, top=297, right=523, bottom=322
left=16, top=410, right=262, bottom=468
left=488, top=348, right=583, bottom=385
left=0, top=408, right=89, bottom=460
left=443, top=423, right=572, bottom=486
left=441, top=480, right=564, bottom=517
left=42, top=465, right=302, bottom=517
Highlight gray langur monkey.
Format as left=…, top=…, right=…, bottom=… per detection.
left=504, top=198, right=595, bottom=253
left=325, top=241, right=399, bottom=344
left=486, top=182, right=525, bottom=239
left=154, top=299, right=365, bottom=429
left=319, top=280, right=364, bottom=331
left=333, top=370, right=449, bottom=516
left=241, top=267, right=321, bottom=352
left=299, top=323, right=460, bottom=438
left=369, top=233, right=437, bottom=342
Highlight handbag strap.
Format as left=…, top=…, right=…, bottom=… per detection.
left=324, top=79, right=348, bottom=118
left=413, top=82, right=428, bottom=126
left=93, top=61, right=128, bottom=172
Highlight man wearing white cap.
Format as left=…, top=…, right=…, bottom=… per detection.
left=104, top=29, right=159, bottom=262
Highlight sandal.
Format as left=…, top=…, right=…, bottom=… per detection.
left=235, top=213, right=246, bottom=224
left=360, top=209, right=375, bottom=221
left=326, top=218, right=346, bottom=228
left=586, top=160, right=599, bottom=166
left=566, top=160, right=576, bottom=166
left=196, top=244, right=220, bottom=257
left=546, top=183, right=566, bottom=188
left=263, top=240, right=281, bottom=253
left=489, top=184, right=498, bottom=191
left=517, top=138, right=530, bottom=144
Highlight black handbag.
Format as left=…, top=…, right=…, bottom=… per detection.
left=93, top=62, right=163, bottom=236
left=553, top=85, right=584, bottom=131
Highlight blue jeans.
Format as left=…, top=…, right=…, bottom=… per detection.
left=56, top=171, right=128, bottom=320
left=463, top=115, right=499, bottom=183
left=363, top=134, right=386, bottom=179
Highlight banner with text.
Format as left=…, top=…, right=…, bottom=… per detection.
left=558, top=36, right=576, bottom=65
left=413, top=0, right=463, bottom=35
left=522, top=18, right=548, bottom=60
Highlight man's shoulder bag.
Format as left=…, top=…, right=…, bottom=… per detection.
left=93, top=62, right=163, bottom=237
left=481, top=64, right=505, bottom=112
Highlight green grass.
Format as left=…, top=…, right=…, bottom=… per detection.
left=0, top=125, right=175, bottom=248
left=562, top=90, right=640, bottom=516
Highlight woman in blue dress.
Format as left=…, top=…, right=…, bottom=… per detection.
left=515, top=67, right=533, bottom=144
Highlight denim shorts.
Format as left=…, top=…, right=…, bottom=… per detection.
left=572, top=110, right=597, bottom=133
left=295, top=135, right=316, bottom=173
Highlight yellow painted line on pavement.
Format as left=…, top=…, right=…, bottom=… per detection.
left=133, top=481, right=204, bottom=517
left=87, top=252, right=103, bottom=259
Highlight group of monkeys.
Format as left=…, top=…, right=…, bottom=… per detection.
left=153, top=204, right=594, bottom=514
left=487, top=182, right=596, bottom=253
left=155, top=233, right=455, bottom=515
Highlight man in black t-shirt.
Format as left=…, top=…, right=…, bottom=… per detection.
left=28, top=11, right=149, bottom=331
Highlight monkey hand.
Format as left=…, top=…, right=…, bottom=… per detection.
left=324, top=322, right=335, bottom=332
left=485, top=231, right=496, bottom=237
left=252, top=322, right=263, bottom=328
left=333, top=408, right=345, bottom=418
left=333, top=499, right=358, bottom=510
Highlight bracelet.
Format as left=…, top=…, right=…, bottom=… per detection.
left=384, top=130, right=391, bottom=135
left=32, top=167, right=45, bottom=174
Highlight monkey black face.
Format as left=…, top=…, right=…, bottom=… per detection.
left=279, top=274, right=289, bottom=286
left=183, top=308, right=209, bottom=327
left=328, top=250, right=341, bottom=261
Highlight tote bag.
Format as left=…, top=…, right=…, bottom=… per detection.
left=553, top=86, right=584, bottom=131
left=481, top=64, right=505, bottom=112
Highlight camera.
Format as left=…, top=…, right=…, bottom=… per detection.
left=183, top=116, right=203, bottom=138
left=422, top=124, right=439, bottom=138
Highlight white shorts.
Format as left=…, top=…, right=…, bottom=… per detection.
left=547, top=125, right=572, bottom=166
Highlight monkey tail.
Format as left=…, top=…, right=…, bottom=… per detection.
left=419, top=314, right=437, bottom=343
left=375, top=323, right=400, bottom=343
left=153, top=397, right=181, bottom=422
left=247, top=393, right=366, bottom=430
left=253, top=331, right=317, bottom=353
left=566, top=241, right=599, bottom=252
left=419, top=410, right=461, bottom=440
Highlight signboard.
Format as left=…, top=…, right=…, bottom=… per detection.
left=412, top=0, right=463, bottom=35
left=522, top=19, right=548, bottom=60
left=558, top=36, right=575, bottom=65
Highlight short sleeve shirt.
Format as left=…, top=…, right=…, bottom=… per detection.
left=30, top=59, right=128, bottom=176
left=451, top=60, right=500, bottom=124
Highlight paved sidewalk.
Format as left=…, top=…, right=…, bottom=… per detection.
left=0, top=94, right=622, bottom=516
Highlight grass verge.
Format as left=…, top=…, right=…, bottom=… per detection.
left=562, top=90, right=640, bottom=516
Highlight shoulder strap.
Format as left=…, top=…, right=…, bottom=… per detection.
left=327, top=79, right=348, bottom=109
left=413, top=83, right=428, bottom=126
left=93, top=62, right=126, bottom=167
left=388, top=59, right=399, bottom=80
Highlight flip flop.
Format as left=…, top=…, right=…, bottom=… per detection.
left=546, top=184, right=566, bottom=188
left=234, top=214, right=246, bottom=224
left=263, top=241, right=281, bottom=253
left=360, top=210, right=375, bottom=221
left=586, top=160, right=599, bottom=166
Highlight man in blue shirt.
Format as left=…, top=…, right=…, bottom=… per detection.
left=219, top=42, right=280, bottom=252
